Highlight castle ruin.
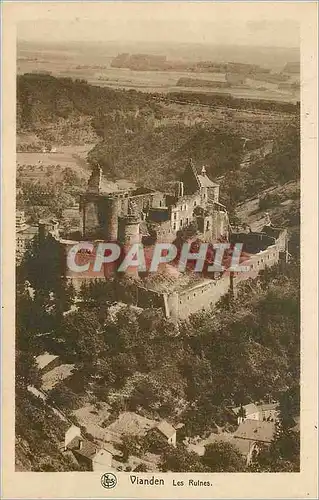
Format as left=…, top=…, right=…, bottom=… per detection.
left=35, top=161, right=288, bottom=321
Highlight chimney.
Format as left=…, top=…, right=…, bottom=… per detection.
left=178, top=181, right=184, bottom=198
left=79, top=438, right=83, bottom=450
left=201, top=165, right=207, bottom=175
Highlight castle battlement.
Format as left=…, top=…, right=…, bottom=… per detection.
left=80, top=161, right=228, bottom=245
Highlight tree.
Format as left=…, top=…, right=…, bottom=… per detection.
left=278, top=385, right=300, bottom=428
left=250, top=427, right=300, bottom=472
left=80, top=279, right=115, bottom=309
left=160, top=444, right=207, bottom=472
left=16, top=387, right=81, bottom=471
left=133, top=463, right=148, bottom=472
left=16, top=349, right=41, bottom=389
left=237, top=405, right=246, bottom=422
left=59, top=311, right=105, bottom=365
left=52, top=279, right=76, bottom=317
left=47, top=384, right=79, bottom=411
left=142, top=430, right=170, bottom=455
left=202, top=441, right=246, bottom=472
left=117, top=434, right=143, bottom=462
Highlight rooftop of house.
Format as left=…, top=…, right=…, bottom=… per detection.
left=16, top=224, right=39, bottom=236
left=156, top=421, right=176, bottom=439
left=67, top=436, right=98, bottom=460
left=105, top=411, right=155, bottom=437
left=259, top=402, right=279, bottom=412
left=35, top=352, right=59, bottom=371
left=234, top=420, right=276, bottom=443
left=233, top=403, right=259, bottom=416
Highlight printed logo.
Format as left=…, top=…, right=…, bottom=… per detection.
left=101, top=472, right=117, bottom=489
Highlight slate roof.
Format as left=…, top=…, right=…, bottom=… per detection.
left=35, top=352, right=59, bottom=370
left=234, top=420, right=275, bottom=443
left=197, top=174, right=219, bottom=189
left=156, top=421, right=176, bottom=439
left=67, top=436, right=97, bottom=460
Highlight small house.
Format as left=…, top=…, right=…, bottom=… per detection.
left=64, top=425, right=112, bottom=471
left=233, top=420, right=276, bottom=465
left=232, top=403, right=260, bottom=424
left=154, top=421, right=177, bottom=447
left=259, top=402, right=279, bottom=422
left=35, top=352, right=61, bottom=375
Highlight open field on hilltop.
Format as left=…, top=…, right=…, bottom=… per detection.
left=18, top=43, right=298, bottom=103
left=17, top=145, right=93, bottom=169
left=17, top=143, right=135, bottom=192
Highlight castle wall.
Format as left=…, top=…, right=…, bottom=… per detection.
left=211, top=210, right=229, bottom=240
left=233, top=244, right=280, bottom=287
left=198, top=210, right=229, bottom=242
left=164, top=291, right=179, bottom=321
left=118, top=216, right=140, bottom=245
left=274, top=229, right=288, bottom=252
left=104, top=197, right=121, bottom=241
left=83, top=200, right=100, bottom=238
left=170, top=194, right=201, bottom=232
left=114, top=280, right=166, bottom=311
left=174, top=276, right=231, bottom=319
left=130, top=191, right=166, bottom=214
left=151, top=220, right=176, bottom=243
left=208, top=185, right=220, bottom=203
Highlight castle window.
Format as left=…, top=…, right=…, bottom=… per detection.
left=186, top=218, right=189, bottom=225
left=173, top=213, right=177, bottom=220
left=180, top=219, right=183, bottom=227
left=173, top=223, right=176, bottom=231
left=206, top=220, right=210, bottom=230
left=194, top=201, right=197, bottom=206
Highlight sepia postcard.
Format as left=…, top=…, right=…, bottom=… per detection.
left=1, top=1, right=318, bottom=498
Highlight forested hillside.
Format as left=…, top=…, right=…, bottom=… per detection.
left=18, top=74, right=300, bottom=202
left=16, top=259, right=300, bottom=471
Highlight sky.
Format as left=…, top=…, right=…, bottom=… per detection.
left=16, top=2, right=301, bottom=48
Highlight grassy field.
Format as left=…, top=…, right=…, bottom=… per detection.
left=17, top=143, right=136, bottom=193
left=17, top=45, right=298, bottom=103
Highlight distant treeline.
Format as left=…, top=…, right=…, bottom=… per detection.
left=163, top=91, right=299, bottom=114
left=17, top=74, right=298, bottom=132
